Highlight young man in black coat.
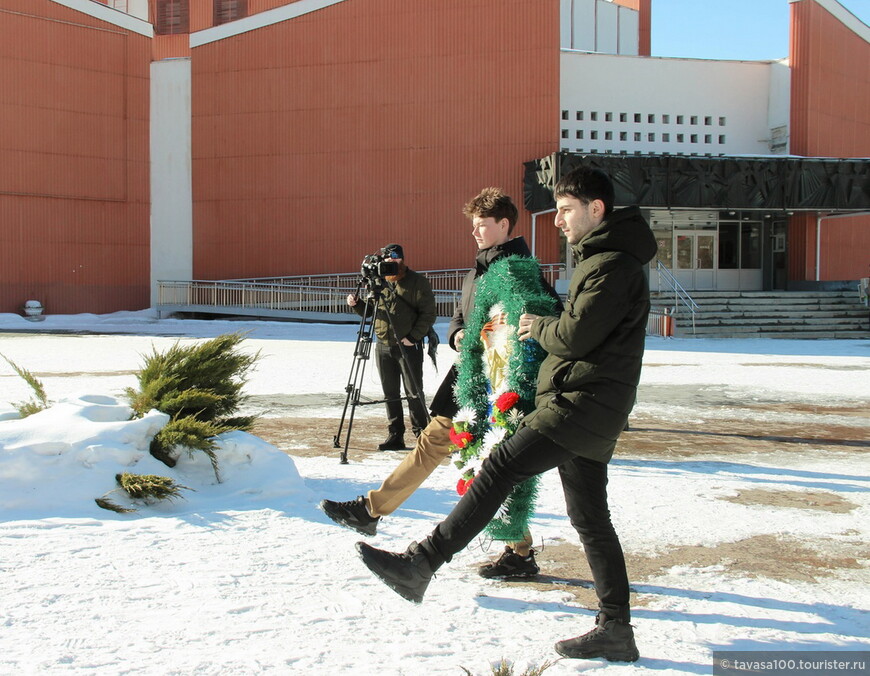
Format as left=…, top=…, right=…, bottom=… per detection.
left=356, top=167, right=657, bottom=664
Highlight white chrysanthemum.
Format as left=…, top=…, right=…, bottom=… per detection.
left=454, top=407, right=477, bottom=425
left=507, top=408, right=524, bottom=426
left=482, top=426, right=507, bottom=453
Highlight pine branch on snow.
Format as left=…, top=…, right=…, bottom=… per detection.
left=124, top=333, right=261, bottom=475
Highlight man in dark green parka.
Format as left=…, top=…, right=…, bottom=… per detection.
left=347, top=244, right=436, bottom=450
left=356, top=167, right=657, bottom=664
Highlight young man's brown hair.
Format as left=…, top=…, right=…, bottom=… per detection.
left=462, top=187, right=519, bottom=234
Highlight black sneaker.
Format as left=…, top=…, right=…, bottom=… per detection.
left=478, top=546, right=540, bottom=579
left=554, top=614, right=639, bottom=662
left=356, top=541, right=437, bottom=604
left=319, top=496, right=380, bottom=536
left=377, top=434, right=407, bottom=451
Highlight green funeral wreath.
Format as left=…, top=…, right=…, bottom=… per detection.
left=449, top=255, right=559, bottom=542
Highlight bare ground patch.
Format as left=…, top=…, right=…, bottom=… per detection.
left=720, top=488, right=859, bottom=513
left=253, top=413, right=869, bottom=610
left=488, top=535, right=868, bottom=610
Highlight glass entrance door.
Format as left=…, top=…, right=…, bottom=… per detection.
left=674, top=230, right=716, bottom=289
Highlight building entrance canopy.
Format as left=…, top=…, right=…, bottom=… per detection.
left=523, top=152, right=870, bottom=213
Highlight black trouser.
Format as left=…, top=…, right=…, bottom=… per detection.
left=422, top=426, right=631, bottom=622
left=375, top=340, right=428, bottom=437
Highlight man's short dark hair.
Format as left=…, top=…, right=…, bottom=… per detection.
left=554, top=166, right=615, bottom=216
left=462, top=187, right=519, bottom=234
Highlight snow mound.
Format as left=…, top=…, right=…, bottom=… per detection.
left=0, top=395, right=310, bottom=519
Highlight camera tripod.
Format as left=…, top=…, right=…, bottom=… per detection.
left=333, top=282, right=430, bottom=464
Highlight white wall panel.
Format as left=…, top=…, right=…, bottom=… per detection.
left=560, top=52, right=776, bottom=156
left=150, top=59, right=193, bottom=305
left=618, top=6, right=639, bottom=56
left=595, top=0, right=618, bottom=54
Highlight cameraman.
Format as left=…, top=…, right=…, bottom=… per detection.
left=347, top=244, right=436, bottom=450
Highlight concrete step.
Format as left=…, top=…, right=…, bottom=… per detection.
left=660, top=308, right=867, bottom=318
left=654, top=289, right=869, bottom=338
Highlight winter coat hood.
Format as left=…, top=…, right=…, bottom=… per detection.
left=574, top=206, right=657, bottom=267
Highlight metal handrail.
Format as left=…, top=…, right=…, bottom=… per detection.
left=655, top=261, right=699, bottom=334
left=222, top=264, right=565, bottom=292
left=156, top=264, right=566, bottom=320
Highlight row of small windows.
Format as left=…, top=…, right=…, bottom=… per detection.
left=562, top=111, right=727, bottom=126
left=562, top=130, right=726, bottom=144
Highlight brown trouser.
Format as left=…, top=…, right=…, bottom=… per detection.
left=366, top=414, right=533, bottom=556
left=367, top=415, right=454, bottom=517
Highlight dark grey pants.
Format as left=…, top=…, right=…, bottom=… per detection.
left=375, top=341, right=428, bottom=437
left=423, top=425, right=631, bottom=622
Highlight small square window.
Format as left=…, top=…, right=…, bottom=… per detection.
left=662, top=114, right=670, bottom=124
left=690, top=134, right=698, bottom=143
left=605, top=131, right=613, bottom=140
left=690, top=115, right=698, bottom=125
left=619, top=131, right=627, bottom=141
left=648, top=133, right=656, bottom=142
left=676, top=115, right=684, bottom=124
left=590, top=112, right=598, bottom=121
left=605, top=112, right=613, bottom=122
left=704, top=134, right=712, bottom=143
left=704, top=116, right=712, bottom=125
left=718, top=134, right=726, bottom=144
left=576, top=111, right=584, bottom=121
left=677, top=133, right=684, bottom=142
left=562, top=110, right=569, bottom=120
left=590, top=131, right=598, bottom=140
left=619, top=113, right=627, bottom=123
left=719, top=116, right=726, bottom=126
left=561, top=129, right=569, bottom=138
left=663, top=133, right=670, bottom=142
left=634, top=132, right=641, bottom=142
left=576, top=130, right=584, bottom=139
left=648, top=114, right=655, bottom=124
left=634, top=113, right=641, bottom=123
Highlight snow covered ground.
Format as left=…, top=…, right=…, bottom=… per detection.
left=1, top=310, right=868, bottom=675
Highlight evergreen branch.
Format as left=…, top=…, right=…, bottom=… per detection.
left=1, top=352, right=50, bottom=417
left=115, top=472, right=191, bottom=502
left=94, top=496, right=137, bottom=513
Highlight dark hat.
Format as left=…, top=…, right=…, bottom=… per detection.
left=383, top=243, right=404, bottom=259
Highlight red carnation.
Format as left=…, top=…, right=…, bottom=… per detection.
left=495, top=391, right=520, bottom=412
left=449, top=428, right=474, bottom=449
left=456, top=475, right=476, bottom=496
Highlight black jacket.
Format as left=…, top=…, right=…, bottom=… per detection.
left=524, top=206, right=657, bottom=462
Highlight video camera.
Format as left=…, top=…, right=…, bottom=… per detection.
left=360, top=247, right=400, bottom=287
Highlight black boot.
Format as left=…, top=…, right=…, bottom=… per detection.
left=554, top=614, right=639, bottom=662
left=478, top=546, right=539, bottom=579
left=356, top=541, right=440, bottom=604
left=378, top=433, right=406, bottom=451
left=319, top=496, right=380, bottom=536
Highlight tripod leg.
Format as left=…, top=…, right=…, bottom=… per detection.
left=335, top=297, right=376, bottom=463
